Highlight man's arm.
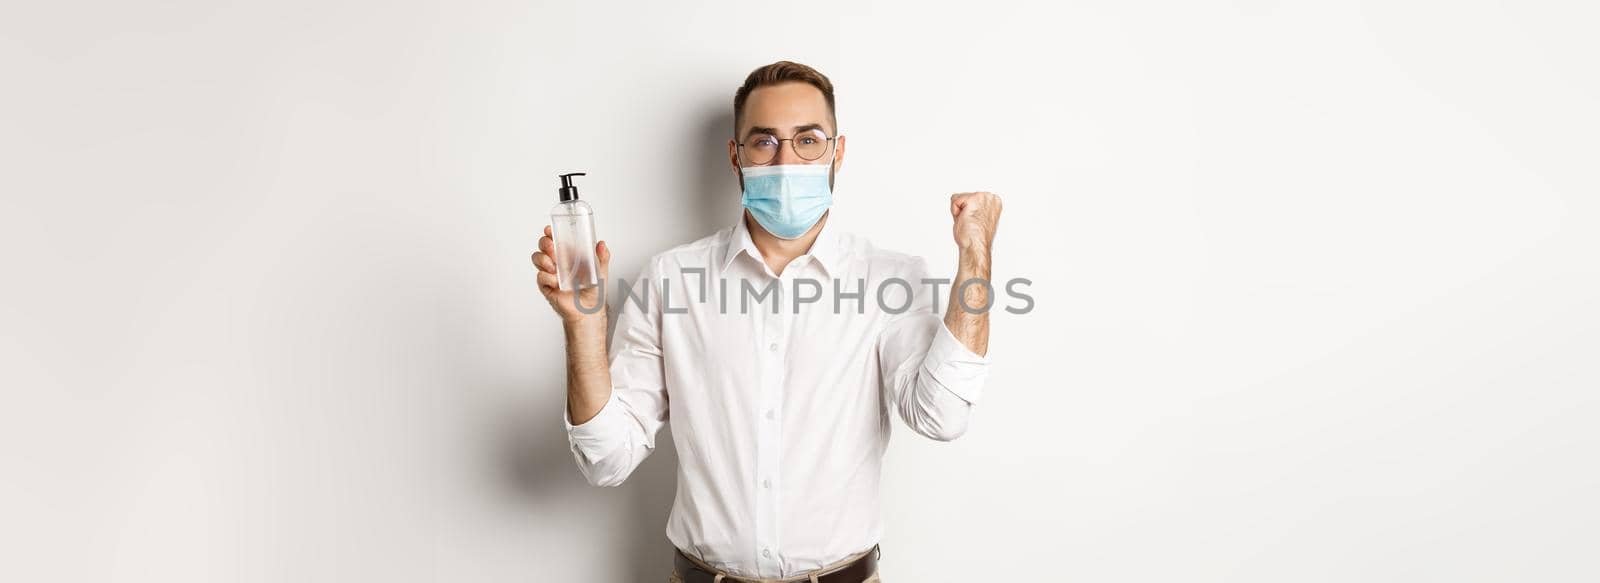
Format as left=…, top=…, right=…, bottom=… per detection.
left=877, top=191, right=1002, bottom=442
left=944, top=191, right=1002, bottom=355
left=533, top=226, right=614, bottom=424
left=533, top=230, right=668, bottom=486
left=563, top=315, right=612, bottom=425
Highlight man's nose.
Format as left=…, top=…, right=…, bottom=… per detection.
left=771, top=140, right=803, bottom=165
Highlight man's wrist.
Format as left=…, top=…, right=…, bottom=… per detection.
left=562, top=313, right=611, bottom=393
left=957, top=242, right=992, bottom=272
left=563, top=313, right=608, bottom=343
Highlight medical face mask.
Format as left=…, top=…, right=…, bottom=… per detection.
left=739, top=162, right=833, bottom=239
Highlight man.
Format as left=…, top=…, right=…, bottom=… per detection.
left=530, top=61, right=1002, bottom=582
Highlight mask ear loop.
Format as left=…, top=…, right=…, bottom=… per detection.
left=735, top=156, right=746, bottom=192
left=832, top=136, right=844, bottom=191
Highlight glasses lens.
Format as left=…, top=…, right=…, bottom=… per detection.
left=744, top=133, right=779, bottom=165
left=794, top=129, right=830, bottom=160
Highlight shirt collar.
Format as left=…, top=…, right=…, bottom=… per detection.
left=721, top=212, right=842, bottom=276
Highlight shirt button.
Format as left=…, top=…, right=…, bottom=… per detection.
left=765, top=409, right=775, bottom=420
left=762, top=478, right=771, bottom=489
left=768, top=342, right=778, bottom=352
left=763, top=548, right=772, bottom=558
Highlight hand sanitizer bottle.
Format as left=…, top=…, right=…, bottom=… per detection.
left=550, top=172, right=599, bottom=291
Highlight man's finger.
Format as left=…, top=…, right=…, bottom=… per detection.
left=536, top=270, right=560, bottom=293
left=596, top=241, right=611, bottom=281
left=532, top=251, right=556, bottom=274
left=539, top=235, right=554, bottom=256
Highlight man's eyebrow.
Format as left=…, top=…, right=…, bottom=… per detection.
left=744, top=123, right=830, bottom=138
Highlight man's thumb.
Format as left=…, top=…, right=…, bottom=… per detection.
left=596, top=241, right=611, bottom=280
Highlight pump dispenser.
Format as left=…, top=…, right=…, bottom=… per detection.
left=550, top=172, right=599, bottom=291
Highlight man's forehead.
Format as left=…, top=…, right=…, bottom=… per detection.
left=740, top=83, right=834, bottom=134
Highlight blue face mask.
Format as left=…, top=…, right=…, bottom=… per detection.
left=740, top=162, right=833, bottom=239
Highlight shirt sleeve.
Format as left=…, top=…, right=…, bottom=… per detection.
left=876, top=256, right=992, bottom=441
left=563, top=260, right=670, bottom=487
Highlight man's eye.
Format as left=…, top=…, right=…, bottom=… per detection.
left=799, top=137, right=818, bottom=145
left=754, top=138, right=777, bottom=147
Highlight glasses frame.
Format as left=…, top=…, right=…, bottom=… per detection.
left=736, top=130, right=840, bottom=166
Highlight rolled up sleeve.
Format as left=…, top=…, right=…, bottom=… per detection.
left=921, top=321, right=991, bottom=404
left=564, top=391, right=632, bottom=464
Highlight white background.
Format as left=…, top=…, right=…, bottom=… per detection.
left=2, top=1, right=1596, bottom=581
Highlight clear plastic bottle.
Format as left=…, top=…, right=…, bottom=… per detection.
left=551, top=172, right=599, bottom=291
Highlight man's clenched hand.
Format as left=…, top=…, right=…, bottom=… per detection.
left=950, top=191, right=1002, bottom=254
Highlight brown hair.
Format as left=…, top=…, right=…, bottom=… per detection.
left=732, top=61, right=837, bottom=137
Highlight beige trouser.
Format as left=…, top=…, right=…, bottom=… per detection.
left=669, top=546, right=881, bottom=583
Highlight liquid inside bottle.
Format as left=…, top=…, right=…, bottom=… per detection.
left=551, top=199, right=598, bottom=291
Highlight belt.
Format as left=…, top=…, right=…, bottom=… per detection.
left=673, top=546, right=879, bottom=583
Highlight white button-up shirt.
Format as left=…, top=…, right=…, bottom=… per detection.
left=564, top=215, right=991, bottom=578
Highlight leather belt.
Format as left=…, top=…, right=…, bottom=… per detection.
left=673, top=546, right=879, bottom=583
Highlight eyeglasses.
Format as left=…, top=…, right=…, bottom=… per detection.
left=737, top=128, right=838, bottom=166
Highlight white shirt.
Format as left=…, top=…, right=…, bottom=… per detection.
left=563, top=215, right=991, bottom=579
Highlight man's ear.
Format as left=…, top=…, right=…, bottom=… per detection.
left=727, top=138, right=744, bottom=190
